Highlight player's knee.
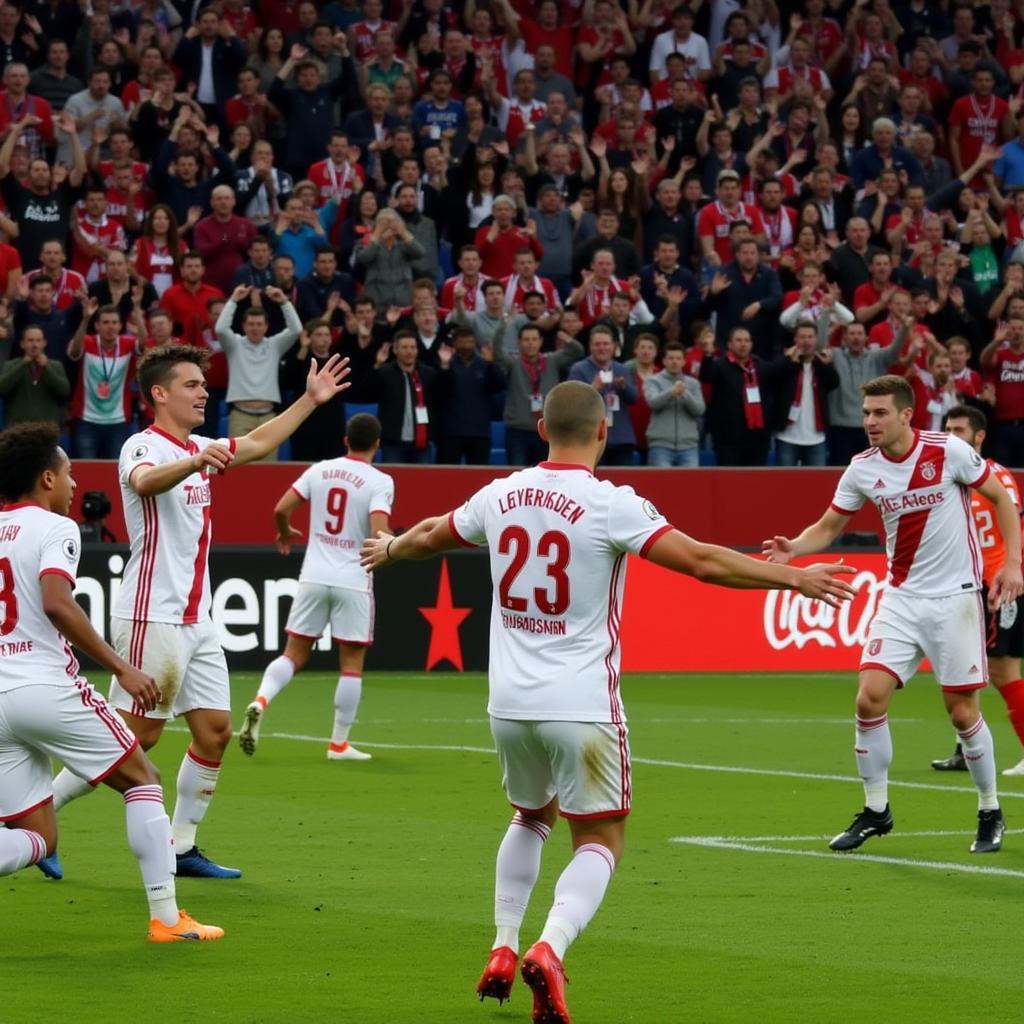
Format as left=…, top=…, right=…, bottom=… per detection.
left=200, top=718, right=233, bottom=753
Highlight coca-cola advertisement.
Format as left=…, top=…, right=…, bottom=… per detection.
left=620, top=555, right=890, bottom=672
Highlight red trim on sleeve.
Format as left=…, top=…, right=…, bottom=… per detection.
left=39, top=568, right=75, bottom=586
left=368, top=508, right=391, bottom=516
left=970, top=464, right=991, bottom=490
left=228, top=437, right=237, bottom=455
left=447, top=509, right=477, bottom=548
left=289, top=485, right=308, bottom=503
left=830, top=503, right=857, bottom=516
left=127, top=462, right=155, bottom=489
left=639, top=523, right=673, bottom=559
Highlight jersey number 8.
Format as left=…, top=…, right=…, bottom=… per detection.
left=0, top=557, right=18, bottom=635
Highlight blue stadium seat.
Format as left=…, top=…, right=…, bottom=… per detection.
left=346, top=403, right=379, bottom=421
left=490, top=420, right=505, bottom=451
left=218, top=413, right=230, bottom=438
left=278, top=440, right=292, bottom=461
left=698, top=449, right=718, bottom=466
left=489, top=447, right=506, bottom=466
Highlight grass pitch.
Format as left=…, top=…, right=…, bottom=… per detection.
left=4, top=671, right=1024, bottom=1024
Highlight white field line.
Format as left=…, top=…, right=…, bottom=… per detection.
left=670, top=835, right=1024, bottom=880
left=166, top=726, right=1024, bottom=800
left=682, top=829, right=1024, bottom=842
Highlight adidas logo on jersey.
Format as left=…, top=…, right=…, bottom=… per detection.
left=970, top=664, right=979, bottom=674
left=874, top=478, right=886, bottom=490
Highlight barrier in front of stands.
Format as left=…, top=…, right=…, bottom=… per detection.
left=69, top=462, right=904, bottom=548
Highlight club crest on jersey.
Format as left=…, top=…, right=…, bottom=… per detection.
left=642, top=499, right=661, bottom=520
left=920, top=461, right=937, bottom=482
left=132, top=444, right=148, bottom=460
left=867, top=638, right=883, bottom=656
left=62, top=537, right=78, bottom=560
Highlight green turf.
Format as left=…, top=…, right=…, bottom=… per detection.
left=4, top=671, right=1024, bottom=1024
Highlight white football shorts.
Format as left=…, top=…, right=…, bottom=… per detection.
left=489, top=717, right=632, bottom=819
left=0, top=680, right=139, bottom=820
left=108, top=618, right=230, bottom=719
left=285, top=582, right=375, bottom=646
left=861, top=590, right=988, bottom=691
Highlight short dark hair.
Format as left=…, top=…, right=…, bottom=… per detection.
left=96, top=304, right=121, bottom=320
left=0, top=421, right=62, bottom=504
left=944, top=404, right=987, bottom=433
left=137, top=345, right=210, bottom=408
left=181, top=250, right=203, bottom=264
left=862, top=373, right=914, bottom=410
left=345, top=412, right=382, bottom=452
left=482, top=278, right=504, bottom=294
left=243, top=307, right=267, bottom=321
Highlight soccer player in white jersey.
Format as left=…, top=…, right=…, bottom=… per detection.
left=0, top=422, right=222, bottom=941
left=763, top=375, right=1024, bottom=855
left=360, top=381, right=856, bottom=1023
left=238, top=413, right=393, bottom=760
left=49, top=344, right=350, bottom=879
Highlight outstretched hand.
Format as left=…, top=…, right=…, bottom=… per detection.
left=762, top=535, right=795, bottom=564
left=360, top=529, right=395, bottom=572
left=794, top=561, right=857, bottom=608
left=275, top=526, right=303, bottom=556
left=305, top=352, right=351, bottom=404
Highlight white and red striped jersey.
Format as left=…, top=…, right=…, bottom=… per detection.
left=831, top=430, right=988, bottom=597
left=72, top=213, right=127, bottom=283
left=501, top=273, right=561, bottom=314
left=450, top=462, right=671, bottom=722
left=306, top=159, right=365, bottom=211
left=696, top=200, right=766, bottom=264
left=441, top=274, right=485, bottom=312
left=26, top=267, right=86, bottom=311
left=290, top=456, right=394, bottom=591
left=495, top=97, right=547, bottom=147
left=350, top=19, right=396, bottom=63
left=578, top=276, right=628, bottom=326
left=0, top=503, right=83, bottom=692
left=764, top=64, right=831, bottom=96
left=113, top=426, right=238, bottom=626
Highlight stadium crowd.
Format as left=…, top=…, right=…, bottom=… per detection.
left=1, top=0, right=1024, bottom=466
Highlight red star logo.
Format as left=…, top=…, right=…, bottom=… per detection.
left=418, top=558, right=472, bottom=671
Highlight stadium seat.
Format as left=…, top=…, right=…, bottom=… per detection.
left=490, top=420, right=505, bottom=451
left=489, top=447, right=506, bottom=466
left=699, top=449, right=718, bottom=466
left=346, top=403, right=379, bottom=421
left=278, top=440, right=292, bottom=461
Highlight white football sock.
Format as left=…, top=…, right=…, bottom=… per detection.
left=52, top=768, right=95, bottom=810
left=493, top=812, right=551, bottom=953
left=959, top=715, right=999, bottom=811
left=256, top=655, right=295, bottom=707
left=0, top=827, right=46, bottom=873
left=124, top=784, right=178, bottom=926
left=855, top=714, right=892, bottom=812
left=171, top=748, right=221, bottom=854
left=331, top=673, right=362, bottom=745
left=537, top=843, right=616, bottom=960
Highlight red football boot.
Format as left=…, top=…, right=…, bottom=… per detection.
left=520, top=941, right=571, bottom=1023
left=476, top=945, right=518, bottom=1004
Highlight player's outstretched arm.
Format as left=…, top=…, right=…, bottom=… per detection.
left=645, top=529, right=857, bottom=607
left=273, top=486, right=305, bottom=555
left=233, top=354, right=351, bottom=466
left=761, top=507, right=850, bottom=564
left=41, top=575, right=161, bottom=711
left=360, top=515, right=459, bottom=570
left=976, top=473, right=1024, bottom=609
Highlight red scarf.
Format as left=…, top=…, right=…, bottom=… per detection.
left=789, top=361, right=824, bottom=431
left=410, top=369, right=427, bottom=449
left=728, top=352, right=764, bottom=429
left=522, top=353, right=547, bottom=416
